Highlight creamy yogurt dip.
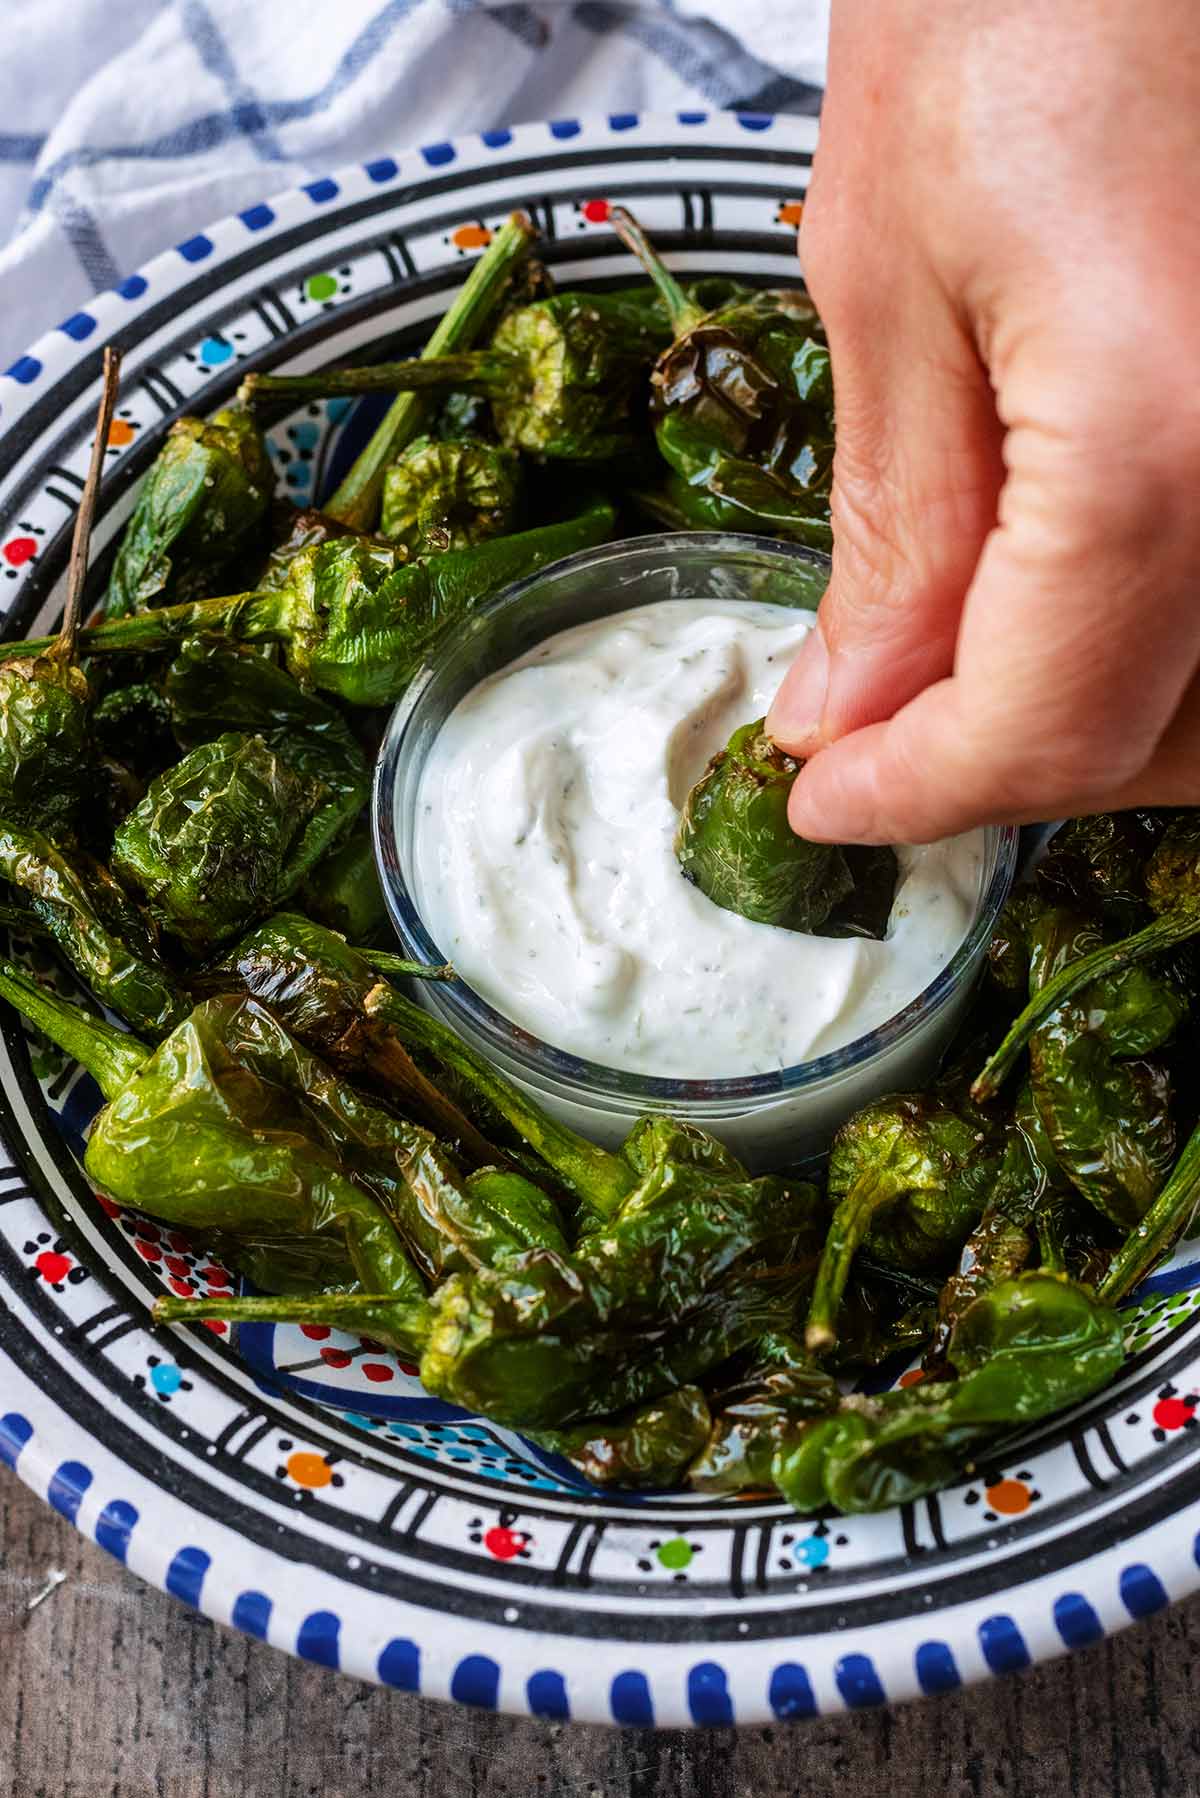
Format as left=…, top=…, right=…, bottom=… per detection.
left=411, top=598, right=986, bottom=1081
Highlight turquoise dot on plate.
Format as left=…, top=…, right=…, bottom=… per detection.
left=199, top=336, right=233, bottom=366
left=291, top=420, right=320, bottom=449
left=797, top=1535, right=829, bottom=1568
left=326, top=398, right=352, bottom=422
left=150, top=1362, right=183, bottom=1395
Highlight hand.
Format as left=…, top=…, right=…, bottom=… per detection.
left=767, top=0, right=1200, bottom=845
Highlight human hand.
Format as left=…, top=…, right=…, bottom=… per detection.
left=767, top=0, right=1200, bottom=845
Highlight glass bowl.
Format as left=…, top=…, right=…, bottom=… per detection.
left=373, top=532, right=1017, bottom=1169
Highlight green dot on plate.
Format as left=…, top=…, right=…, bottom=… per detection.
left=656, top=1538, right=693, bottom=1570
left=305, top=272, right=338, bottom=301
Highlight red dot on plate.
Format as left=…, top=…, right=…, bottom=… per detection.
left=581, top=198, right=610, bottom=223
left=3, top=536, right=37, bottom=567
left=94, top=1194, right=121, bottom=1218
left=319, top=1347, right=353, bottom=1368
left=168, top=1276, right=193, bottom=1297
left=134, top=1239, right=162, bottom=1262
left=168, top=1231, right=192, bottom=1253
left=135, top=1221, right=160, bottom=1242
left=34, top=1249, right=71, bottom=1283
left=1153, top=1395, right=1196, bottom=1431
left=300, top=1324, right=331, bottom=1341
left=164, top=1254, right=191, bottom=1278
left=200, top=1265, right=231, bottom=1287
left=361, top=1362, right=395, bottom=1383
left=203, top=1319, right=228, bottom=1335
left=482, top=1525, right=526, bottom=1560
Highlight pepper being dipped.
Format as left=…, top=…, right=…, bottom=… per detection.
left=674, top=714, right=897, bottom=936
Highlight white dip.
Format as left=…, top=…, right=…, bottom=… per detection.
left=411, top=598, right=986, bottom=1080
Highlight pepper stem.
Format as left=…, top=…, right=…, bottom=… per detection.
left=804, top=1165, right=900, bottom=1354
left=361, top=979, right=635, bottom=1218
left=54, top=345, right=122, bottom=667
left=0, top=957, right=149, bottom=1099
left=153, top=1289, right=431, bottom=1356
left=608, top=206, right=705, bottom=336
left=972, top=907, right=1200, bottom=1103
left=1098, top=1121, right=1200, bottom=1304
left=358, top=948, right=453, bottom=982
left=322, top=212, right=537, bottom=531
left=240, top=354, right=513, bottom=407
left=0, top=588, right=274, bottom=665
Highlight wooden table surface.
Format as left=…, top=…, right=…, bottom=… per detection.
left=3, top=1470, right=1198, bottom=1797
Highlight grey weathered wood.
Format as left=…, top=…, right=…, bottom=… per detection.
left=2, top=1466, right=1196, bottom=1798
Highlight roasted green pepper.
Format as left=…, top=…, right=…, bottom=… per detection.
left=610, top=207, right=833, bottom=546
left=244, top=284, right=678, bottom=463
left=214, top=912, right=632, bottom=1210
left=0, top=963, right=430, bottom=1352
left=421, top=1157, right=824, bottom=1428
left=380, top=435, right=523, bottom=554
left=675, top=716, right=897, bottom=935
left=778, top=1275, right=1124, bottom=1513
left=532, top=1385, right=712, bottom=1489
left=111, top=732, right=356, bottom=955
left=975, top=813, right=1200, bottom=1101
left=0, top=823, right=185, bottom=1034
left=3, top=497, right=616, bottom=709
left=104, top=406, right=271, bottom=618
left=0, top=348, right=122, bottom=834
left=805, top=1086, right=1006, bottom=1354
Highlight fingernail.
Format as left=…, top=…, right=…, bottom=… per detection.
left=767, top=625, right=829, bottom=751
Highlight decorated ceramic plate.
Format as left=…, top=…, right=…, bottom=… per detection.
left=0, top=112, right=1198, bottom=1729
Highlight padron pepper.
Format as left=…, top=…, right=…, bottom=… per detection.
left=1100, top=1117, right=1200, bottom=1302
left=610, top=207, right=834, bottom=546
left=244, top=283, right=685, bottom=464
left=420, top=1155, right=825, bottom=1429
left=0, top=962, right=431, bottom=1352
left=103, top=404, right=272, bottom=618
left=776, top=1274, right=1124, bottom=1514
left=380, top=434, right=523, bottom=554
left=1, top=496, right=617, bottom=709
left=0, top=348, right=121, bottom=835
left=0, top=822, right=186, bottom=1034
left=531, top=1385, right=712, bottom=1490
left=111, top=730, right=356, bottom=956
left=311, top=214, right=538, bottom=531
left=213, top=912, right=633, bottom=1211
left=975, top=812, right=1200, bottom=1101
left=674, top=716, right=898, bottom=936
left=804, top=1083, right=1010, bottom=1354
left=974, top=884, right=1187, bottom=1230
left=688, top=1361, right=840, bottom=1494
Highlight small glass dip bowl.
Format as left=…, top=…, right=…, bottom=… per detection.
left=374, top=532, right=1017, bottom=1169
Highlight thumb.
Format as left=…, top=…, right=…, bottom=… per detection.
left=767, top=267, right=1004, bottom=757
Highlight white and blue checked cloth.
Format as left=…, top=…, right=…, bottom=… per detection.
left=0, top=0, right=828, bottom=369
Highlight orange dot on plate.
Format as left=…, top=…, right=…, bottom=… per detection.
left=451, top=222, right=492, bottom=251
left=985, top=1477, right=1031, bottom=1515
left=107, top=418, right=136, bottom=446
left=286, top=1451, right=334, bottom=1489
left=897, top=1368, right=925, bottom=1389
left=777, top=200, right=805, bottom=228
